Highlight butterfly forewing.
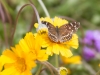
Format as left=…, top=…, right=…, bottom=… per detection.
left=42, top=21, right=59, bottom=42
left=58, top=22, right=80, bottom=42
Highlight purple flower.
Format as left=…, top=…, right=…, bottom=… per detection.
left=83, top=30, right=94, bottom=45
left=83, top=46, right=95, bottom=61
left=95, top=41, right=100, bottom=52
left=93, top=30, right=100, bottom=52
left=93, top=30, right=100, bottom=41
left=83, top=30, right=100, bottom=52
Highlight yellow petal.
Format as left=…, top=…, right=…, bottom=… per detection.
left=37, top=50, right=48, bottom=61
left=19, top=39, right=30, bottom=53
left=53, top=44, right=60, bottom=55
left=1, top=66, right=18, bottom=75
left=46, top=46, right=53, bottom=55
left=66, top=34, right=78, bottom=49
left=61, top=55, right=81, bottom=64
left=1, top=50, right=17, bottom=64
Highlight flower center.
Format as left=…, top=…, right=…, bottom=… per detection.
left=15, top=58, right=26, bottom=73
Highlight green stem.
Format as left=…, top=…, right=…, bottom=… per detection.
left=38, top=0, right=50, bottom=17
left=44, top=61, right=59, bottom=75
left=55, top=54, right=59, bottom=68
left=35, top=64, right=43, bottom=75
left=37, top=61, right=55, bottom=75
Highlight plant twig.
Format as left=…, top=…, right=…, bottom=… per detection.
left=0, top=2, right=8, bottom=48
left=10, top=3, right=41, bottom=45
left=82, top=60, right=96, bottom=75
left=37, top=61, right=55, bottom=75
left=38, top=0, right=50, bottom=17
left=55, top=54, right=59, bottom=68
left=44, top=61, right=59, bottom=75
left=35, top=64, right=43, bottom=75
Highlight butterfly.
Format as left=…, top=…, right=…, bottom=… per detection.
left=41, top=21, right=80, bottom=43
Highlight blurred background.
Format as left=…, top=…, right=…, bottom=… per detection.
left=0, top=0, right=100, bottom=75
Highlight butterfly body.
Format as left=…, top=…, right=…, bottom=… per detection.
left=42, top=21, right=80, bottom=43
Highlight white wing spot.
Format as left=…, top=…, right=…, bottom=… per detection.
left=67, top=34, right=69, bottom=36
left=75, top=27, right=78, bottom=30
left=70, top=23, right=73, bottom=26
left=69, top=27, right=71, bottom=29
left=70, top=32, right=72, bottom=34
left=74, top=25, right=76, bottom=27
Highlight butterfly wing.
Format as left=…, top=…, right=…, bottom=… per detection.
left=58, top=22, right=80, bottom=43
left=42, top=21, right=59, bottom=42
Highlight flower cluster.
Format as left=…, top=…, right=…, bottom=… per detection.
left=0, top=32, right=48, bottom=75
left=0, top=17, right=79, bottom=75
left=83, top=30, right=100, bottom=61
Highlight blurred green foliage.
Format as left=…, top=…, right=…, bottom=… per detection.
left=0, top=0, right=100, bottom=75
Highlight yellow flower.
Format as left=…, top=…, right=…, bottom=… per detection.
left=0, top=32, right=49, bottom=75
left=0, top=56, right=3, bottom=72
left=19, top=32, right=48, bottom=61
left=0, top=45, right=36, bottom=75
left=61, top=55, right=81, bottom=64
left=35, top=17, right=79, bottom=57
left=59, top=67, right=68, bottom=75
